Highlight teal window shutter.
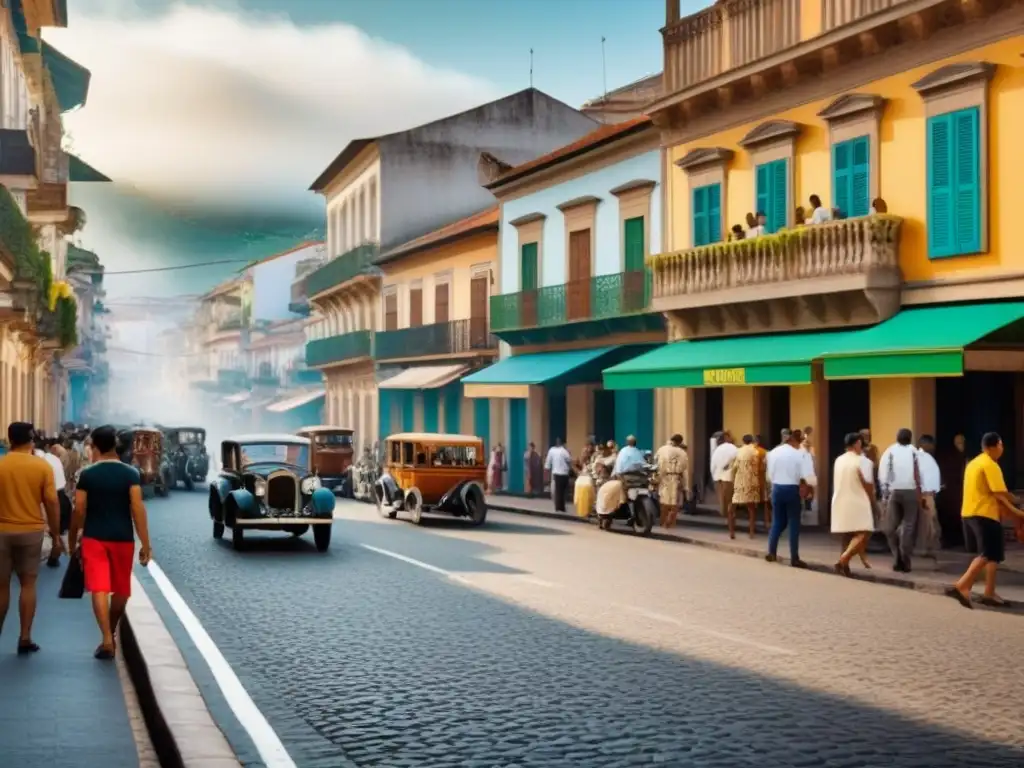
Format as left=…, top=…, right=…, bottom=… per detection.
left=623, top=216, right=645, bottom=271
left=692, top=185, right=709, bottom=247
left=755, top=163, right=770, bottom=224
left=520, top=243, right=538, bottom=290
left=769, top=159, right=787, bottom=233
left=850, top=136, right=870, bottom=217
left=953, top=107, right=981, bottom=254
left=832, top=140, right=851, bottom=217
left=706, top=183, right=722, bottom=244
left=927, top=113, right=955, bottom=258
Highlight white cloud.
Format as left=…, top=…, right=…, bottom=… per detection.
left=46, top=1, right=501, bottom=214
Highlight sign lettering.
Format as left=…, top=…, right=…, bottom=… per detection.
left=702, top=368, right=746, bottom=386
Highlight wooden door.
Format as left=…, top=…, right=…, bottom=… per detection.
left=409, top=287, right=423, bottom=327
left=434, top=282, right=449, bottom=324
left=470, top=273, right=488, bottom=347
left=384, top=292, right=398, bottom=331
left=567, top=229, right=591, bottom=321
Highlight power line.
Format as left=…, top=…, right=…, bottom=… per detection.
left=102, top=259, right=254, bottom=276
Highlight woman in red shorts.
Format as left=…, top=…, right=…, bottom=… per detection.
left=68, top=425, right=153, bottom=659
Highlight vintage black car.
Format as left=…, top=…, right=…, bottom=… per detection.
left=162, top=426, right=209, bottom=490
left=208, top=434, right=336, bottom=551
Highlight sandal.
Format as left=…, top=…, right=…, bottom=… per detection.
left=94, top=645, right=115, bottom=660
left=946, top=587, right=973, bottom=610
left=979, top=596, right=1008, bottom=607
left=17, top=641, right=40, bottom=654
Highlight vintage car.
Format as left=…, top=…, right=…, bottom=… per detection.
left=208, top=434, right=336, bottom=551
left=374, top=432, right=487, bottom=526
left=296, top=425, right=354, bottom=497
left=162, top=426, right=210, bottom=490
left=117, top=427, right=168, bottom=498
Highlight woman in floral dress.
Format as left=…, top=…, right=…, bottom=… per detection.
left=730, top=434, right=764, bottom=539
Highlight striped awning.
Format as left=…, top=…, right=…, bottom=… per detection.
left=378, top=364, right=468, bottom=390
left=266, top=389, right=325, bottom=413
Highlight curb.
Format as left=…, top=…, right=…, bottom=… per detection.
left=122, top=574, right=242, bottom=767
left=488, top=502, right=1023, bottom=614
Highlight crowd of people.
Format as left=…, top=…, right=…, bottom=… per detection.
left=0, top=422, right=152, bottom=657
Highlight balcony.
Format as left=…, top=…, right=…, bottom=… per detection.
left=25, top=182, right=67, bottom=217
left=216, top=312, right=243, bottom=332
left=490, top=270, right=661, bottom=344
left=650, top=215, right=903, bottom=339
left=376, top=318, right=497, bottom=362
left=305, top=243, right=379, bottom=300
left=305, top=329, right=373, bottom=368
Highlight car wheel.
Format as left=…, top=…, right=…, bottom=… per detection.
left=232, top=523, right=245, bottom=550
left=213, top=520, right=224, bottom=539
left=635, top=496, right=657, bottom=537
left=465, top=485, right=487, bottom=526
left=313, top=525, right=331, bottom=552
left=375, top=486, right=398, bottom=519
left=405, top=492, right=423, bottom=525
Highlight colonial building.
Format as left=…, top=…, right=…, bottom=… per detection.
left=463, top=117, right=665, bottom=493
left=304, top=88, right=599, bottom=453
left=376, top=206, right=500, bottom=442
left=63, top=244, right=108, bottom=424
left=602, top=0, right=1024, bottom=524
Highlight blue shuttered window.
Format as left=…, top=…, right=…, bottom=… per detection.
left=832, top=136, right=870, bottom=219
left=927, top=107, right=981, bottom=259
left=691, top=183, right=722, bottom=247
left=755, top=159, right=788, bottom=233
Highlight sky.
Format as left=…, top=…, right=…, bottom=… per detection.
left=44, top=0, right=703, bottom=299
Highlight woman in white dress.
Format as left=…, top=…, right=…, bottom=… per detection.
left=831, top=432, right=876, bottom=576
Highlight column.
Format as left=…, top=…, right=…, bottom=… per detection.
left=565, top=384, right=595, bottom=452
left=789, top=367, right=830, bottom=526
left=722, top=386, right=764, bottom=439
left=869, top=377, right=935, bottom=446
left=526, top=386, right=548, bottom=451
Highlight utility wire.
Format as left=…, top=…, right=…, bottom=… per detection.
left=102, top=259, right=255, bottom=275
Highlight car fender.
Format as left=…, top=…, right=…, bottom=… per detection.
left=310, top=487, right=336, bottom=517
left=459, top=480, right=485, bottom=507
left=227, top=489, right=258, bottom=520
left=376, top=473, right=401, bottom=505
left=211, top=476, right=232, bottom=502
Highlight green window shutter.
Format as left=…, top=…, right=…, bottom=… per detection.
left=692, top=185, right=709, bottom=247
left=623, top=216, right=645, bottom=271
left=706, top=183, right=722, bottom=244
left=927, top=113, right=955, bottom=258
left=769, top=159, right=787, bottom=233
left=755, top=163, right=770, bottom=224
left=953, top=107, right=981, bottom=254
left=850, top=136, right=871, bottom=217
left=832, top=140, right=851, bottom=217
left=520, top=242, right=538, bottom=290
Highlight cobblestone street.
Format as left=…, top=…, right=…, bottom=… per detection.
left=140, top=493, right=1024, bottom=767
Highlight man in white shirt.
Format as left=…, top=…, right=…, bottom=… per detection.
left=35, top=438, right=67, bottom=567
left=808, top=194, right=833, bottom=224
left=878, top=428, right=922, bottom=572
left=766, top=429, right=816, bottom=568
left=544, top=438, right=573, bottom=514
left=916, top=435, right=942, bottom=560
left=710, top=431, right=738, bottom=521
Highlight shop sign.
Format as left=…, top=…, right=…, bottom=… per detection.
left=702, top=368, right=746, bottom=386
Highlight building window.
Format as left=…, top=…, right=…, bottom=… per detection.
left=755, top=160, right=787, bottom=234
left=927, top=108, right=981, bottom=259
left=623, top=216, right=644, bottom=271
left=691, top=183, right=722, bottom=247
left=408, top=284, right=423, bottom=327
left=832, top=136, right=870, bottom=219
left=520, top=242, right=538, bottom=291
left=434, top=278, right=450, bottom=324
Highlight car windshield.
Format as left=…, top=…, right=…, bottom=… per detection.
left=240, top=442, right=308, bottom=468
left=314, top=433, right=352, bottom=447
left=179, top=430, right=204, bottom=444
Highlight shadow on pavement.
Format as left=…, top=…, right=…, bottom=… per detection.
left=415, top=515, right=571, bottom=536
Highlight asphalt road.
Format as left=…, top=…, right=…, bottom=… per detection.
left=140, top=492, right=1024, bottom=768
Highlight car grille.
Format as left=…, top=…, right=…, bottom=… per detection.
left=267, top=475, right=297, bottom=511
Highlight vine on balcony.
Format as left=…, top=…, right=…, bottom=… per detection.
left=55, top=294, right=78, bottom=349
left=0, top=184, right=53, bottom=305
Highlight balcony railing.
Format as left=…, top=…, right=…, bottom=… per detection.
left=650, top=215, right=903, bottom=305
left=376, top=318, right=497, bottom=361
left=822, top=0, right=903, bottom=32
left=490, top=270, right=652, bottom=332
left=305, top=243, right=379, bottom=299
left=305, top=329, right=374, bottom=368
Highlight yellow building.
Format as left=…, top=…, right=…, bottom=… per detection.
left=605, top=0, right=1024, bottom=524
left=376, top=207, right=500, bottom=441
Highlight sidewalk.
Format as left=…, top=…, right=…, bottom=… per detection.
left=487, top=493, right=1024, bottom=609
left=0, top=564, right=142, bottom=768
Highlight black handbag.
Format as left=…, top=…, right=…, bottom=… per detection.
left=59, top=553, right=85, bottom=599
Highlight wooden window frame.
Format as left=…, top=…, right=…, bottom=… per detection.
left=382, top=284, right=399, bottom=331
left=610, top=179, right=656, bottom=271
left=433, top=270, right=452, bottom=325
left=509, top=212, right=545, bottom=291
left=407, top=279, right=424, bottom=328
left=739, top=120, right=802, bottom=230
left=817, top=93, right=886, bottom=211
left=912, top=61, right=995, bottom=257
left=675, top=148, right=732, bottom=248
left=556, top=196, right=600, bottom=283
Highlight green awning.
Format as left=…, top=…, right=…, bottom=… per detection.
left=464, top=346, right=628, bottom=388
left=822, top=302, right=1024, bottom=379
left=603, top=332, right=838, bottom=390
left=42, top=42, right=89, bottom=112
left=68, top=153, right=111, bottom=182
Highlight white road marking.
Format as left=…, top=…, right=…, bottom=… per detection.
left=619, top=605, right=796, bottom=656
left=358, top=544, right=557, bottom=590
left=146, top=561, right=297, bottom=768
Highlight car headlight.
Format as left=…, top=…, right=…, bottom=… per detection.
left=254, top=479, right=267, bottom=497
left=301, top=476, right=321, bottom=495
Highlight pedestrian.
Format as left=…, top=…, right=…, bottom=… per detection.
left=765, top=428, right=815, bottom=568
left=948, top=432, right=1024, bottom=609
left=68, top=425, right=153, bottom=659
left=916, top=434, right=942, bottom=558
left=487, top=443, right=506, bottom=493
left=831, top=432, right=875, bottom=576
left=612, top=435, right=645, bottom=477
left=572, top=455, right=596, bottom=519
left=655, top=434, right=688, bottom=528
left=524, top=443, right=542, bottom=497
left=544, top=437, right=573, bottom=514
left=730, top=435, right=762, bottom=539
left=710, top=430, right=737, bottom=522
left=35, top=438, right=69, bottom=564
left=754, top=435, right=770, bottom=529
left=0, top=422, right=62, bottom=653
left=879, top=428, right=922, bottom=573
left=937, top=433, right=968, bottom=548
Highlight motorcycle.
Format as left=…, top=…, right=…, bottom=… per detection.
left=596, top=460, right=659, bottom=537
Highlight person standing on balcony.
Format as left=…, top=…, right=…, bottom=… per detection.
left=544, top=438, right=573, bottom=514
left=765, top=429, right=814, bottom=568
left=879, top=428, right=922, bottom=573
left=747, top=212, right=766, bottom=239
left=809, top=194, right=833, bottom=224
left=710, top=431, right=737, bottom=524
left=916, top=435, right=942, bottom=560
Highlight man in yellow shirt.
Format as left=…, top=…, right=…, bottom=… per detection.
left=949, top=431, right=1024, bottom=609
left=0, top=422, right=62, bottom=652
